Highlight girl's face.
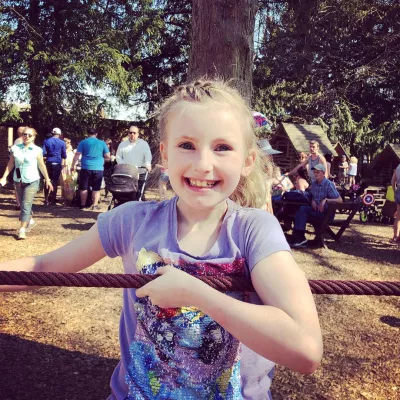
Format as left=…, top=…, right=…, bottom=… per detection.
left=22, top=128, right=36, bottom=146
left=160, top=103, right=255, bottom=212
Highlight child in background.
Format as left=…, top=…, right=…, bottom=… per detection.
left=348, top=156, right=358, bottom=186
left=155, top=163, right=169, bottom=201
left=0, top=80, right=322, bottom=399
left=338, top=155, right=349, bottom=183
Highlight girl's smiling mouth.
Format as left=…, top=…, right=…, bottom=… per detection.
left=186, top=178, right=219, bottom=188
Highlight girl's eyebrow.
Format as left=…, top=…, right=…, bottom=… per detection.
left=175, top=135, right=197, bottom=142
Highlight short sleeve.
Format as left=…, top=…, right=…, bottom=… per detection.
left=242, top=209, right=291, bottom=272
left=97, top=201, right=146, bottom=258
left=77, top=141, right=83, bottom=153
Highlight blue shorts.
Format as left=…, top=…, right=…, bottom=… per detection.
left=79, top=169, right=103, bottom=191
left=159, top=173, right=169, bottom=183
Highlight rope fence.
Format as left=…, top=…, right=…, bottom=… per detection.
left=0, top=271, right=399, bottom=296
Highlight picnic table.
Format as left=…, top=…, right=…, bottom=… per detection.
left=273, top=200, right=361, bottom=249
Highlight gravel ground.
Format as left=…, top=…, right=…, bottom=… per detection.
left=0, top=187, right=398, bottom=400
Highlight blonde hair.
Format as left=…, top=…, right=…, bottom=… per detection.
left=350, top=156, right=358, bottom=164
left=157, top=79, right=271, bottom=208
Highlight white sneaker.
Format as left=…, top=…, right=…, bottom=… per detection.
left=18, top=229, right=26, bottom=240
left=26, top=219, right=36, bottom=232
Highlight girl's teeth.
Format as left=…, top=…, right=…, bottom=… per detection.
left=189, top=179, right=215, bottom=187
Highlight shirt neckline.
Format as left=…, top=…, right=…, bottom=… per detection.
left=170, top=196, right=236, bottom=260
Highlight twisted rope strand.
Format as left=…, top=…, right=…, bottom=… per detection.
left=0, top=271, right=399, bottom=296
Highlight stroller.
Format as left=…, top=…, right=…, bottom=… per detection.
left=107, top=164, right=149, bottom=210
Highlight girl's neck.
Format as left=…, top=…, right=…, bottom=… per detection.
left=176, top=199, right=228, bottom=230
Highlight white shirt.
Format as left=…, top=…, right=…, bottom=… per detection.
left=116, top=138, right=152, bottom=168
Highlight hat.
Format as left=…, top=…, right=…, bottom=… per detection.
left=52, top=127, right=61, bottom=135
left=311, top=163, right=326, bottom=172
left=258, top=139, right=282, bottom=155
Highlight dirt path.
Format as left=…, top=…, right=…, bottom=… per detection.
left=0, top=188, right=398, bottom=399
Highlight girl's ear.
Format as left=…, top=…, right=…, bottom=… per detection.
left=241, top=149, right=256, bottom=177
left=160, top=141, right=168, bottom=167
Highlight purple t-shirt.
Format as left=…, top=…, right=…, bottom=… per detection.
left=97, top=197, right=290, bottom=400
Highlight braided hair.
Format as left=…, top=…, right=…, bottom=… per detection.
left=157, top=79, right=272, bottom=209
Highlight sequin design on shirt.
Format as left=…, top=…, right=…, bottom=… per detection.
left=125, top=248, right=248, bottom=400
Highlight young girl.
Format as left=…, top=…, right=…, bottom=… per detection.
left=155, top=163, right=169, bottom=201
left=348, top=156, right=358, bottom=185
left=0, top=80, right=322, bottom=399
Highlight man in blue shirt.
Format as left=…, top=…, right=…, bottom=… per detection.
left=71, top=127, right=110, bottom=210
left=291, top=164, right=342, bottom=248
left=43, top=127, right=67, bottom=205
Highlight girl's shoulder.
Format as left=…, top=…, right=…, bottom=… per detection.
left=227, top=200, right=280, bottom=230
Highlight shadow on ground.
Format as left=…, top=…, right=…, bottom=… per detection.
left=0, top=333, right=118, bottom=400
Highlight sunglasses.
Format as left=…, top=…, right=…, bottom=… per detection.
left=23, top=133, right=33, bottom=138
left=128, top=131, right=138, bottom=134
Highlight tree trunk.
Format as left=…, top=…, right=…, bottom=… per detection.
left=187, top=0, right=258, bottom=103
left=28, top=0, right=43, bottom=136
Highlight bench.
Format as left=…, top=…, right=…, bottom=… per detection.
left=273, top=200, right=360, bottom=249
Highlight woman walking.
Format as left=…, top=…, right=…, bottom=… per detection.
left=0, top=127, right=53, bottom=239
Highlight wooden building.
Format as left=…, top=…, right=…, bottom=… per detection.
left=269, top=123, right=337, bottom=171
left=367, top=143, right=400, bottom=185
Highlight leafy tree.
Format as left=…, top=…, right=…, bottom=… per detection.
left=254, top=0, right=400, bottom=155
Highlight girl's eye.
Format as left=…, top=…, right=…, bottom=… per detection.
left=179, top=142, right=194, bottom=150
left=215, top=144, right=232, bottom=152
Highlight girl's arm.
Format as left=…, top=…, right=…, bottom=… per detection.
left=287, top=159, right=307, bottom=177
left=137, top=251, right=323, bottom=374
left=0, top=155, right=15, bottom=186
left=0, top=224, right=107, bottom=292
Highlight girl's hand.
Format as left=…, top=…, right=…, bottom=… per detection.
left=136, top=266, right=204, bottom=308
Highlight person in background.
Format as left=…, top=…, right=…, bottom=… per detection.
left=12, top=126, right=26, bottom=208
left=324, top=153, right=336, bottom=181
left=116, top=125, right=152, bottom=171
left=0, top=127, right=53, bottom=239
left=60, top=137, right=77, bottom=203
left=155, top=163, right=169, bottom=201
left=71, top=127, right=110, bottom=211
left=338, top=155, right=349, bottom=184
left=62, top=137, right=76, bottom=174
left=13, top=126, right=26, bottom=145
left=291, top=164, right=342, bottom=248
left=390, top=164, right=400, bottom=244
left=348, top=156, right=358, bottom=186
left=295, top=167, right=309, bottom=192
left=287, top=141, right=328, bottom=182
left=259, top=139, right=283, bottom=212
left=42, top=127, right=67, bottom=205
left=103, top=138, right=117, bottom=199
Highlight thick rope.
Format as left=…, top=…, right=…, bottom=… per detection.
left=0, top=271, right=399, bottom=296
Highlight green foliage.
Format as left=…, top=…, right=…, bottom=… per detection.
left=254, top=0, right=400, bottom=156
left=0, top=0, right=190, bottom=140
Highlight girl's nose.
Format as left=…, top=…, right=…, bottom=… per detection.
left=192, top=149, right=214, bottom=173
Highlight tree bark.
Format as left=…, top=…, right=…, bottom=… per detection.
left=187, top=0, right=258, bottom=103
